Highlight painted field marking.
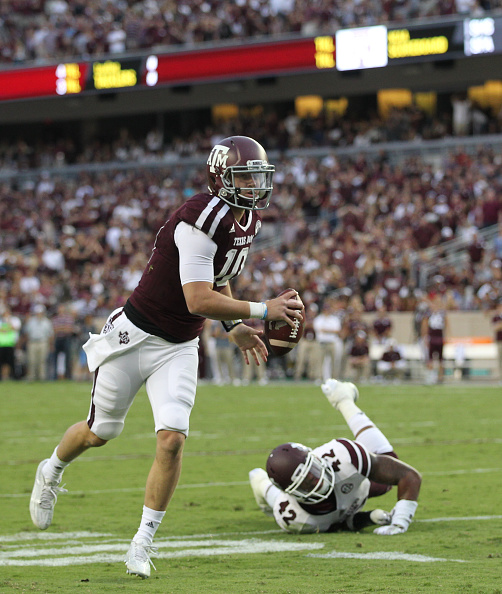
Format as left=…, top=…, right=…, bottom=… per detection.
left=4, top=513, right=501, bottom=567
left=0, top=534, right=324, bottom=567
left=308, top=551, right=466, bottom=563
left=0, top=529, right=471, bottom=567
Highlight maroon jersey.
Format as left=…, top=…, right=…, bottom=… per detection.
left=382, top=349, right=402, bottom=363
left=373, top=316, right=392, bottom=338
left=350, top=344, right=369, bottom=357
left=127, top=193, right=262, bottom=342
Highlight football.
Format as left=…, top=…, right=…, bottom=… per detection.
left=264, top=289, right=305, bottom=357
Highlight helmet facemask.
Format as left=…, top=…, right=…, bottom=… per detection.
left=284, top=451, right=336, bottom=504
left=219, top=161, right=275, bottom=210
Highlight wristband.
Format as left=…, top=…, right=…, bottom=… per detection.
left=391, top=499, right=418, bottom=529
left=221, top=319, right=243, bottom=332
left=249, top=302, right=268, bottom=319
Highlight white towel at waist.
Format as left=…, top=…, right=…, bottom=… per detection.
left=83, top=307, right=149, bottom=372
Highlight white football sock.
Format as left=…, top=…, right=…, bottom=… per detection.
left=134, top=506, right=166, bottom=544
left=337, top=399, right=362, bottom=423
left=43, top=446, right=71, bottom=484
left=347, top=412, right=393, bottom=454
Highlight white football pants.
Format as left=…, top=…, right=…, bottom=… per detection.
left=87, top=335, right=199, bottom=441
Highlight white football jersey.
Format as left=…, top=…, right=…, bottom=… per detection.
left=272, top=438, right=372, bottom=533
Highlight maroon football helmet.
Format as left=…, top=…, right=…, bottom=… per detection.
left=266, top=443, right=336, bottom=504
left=206, top=136, right=275, bottom=210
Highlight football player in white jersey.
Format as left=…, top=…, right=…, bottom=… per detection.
left=249, top=379, right=421, bottom=535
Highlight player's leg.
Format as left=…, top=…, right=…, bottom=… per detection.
left=30, top=350, right=144, bottom=530
left=143, top=342, right=198, bottom=510
left=321, top=378, right=396, bottom=497
left=321, top=378, right=393, bottom=455
left=125, top=339, right=198, bottom=578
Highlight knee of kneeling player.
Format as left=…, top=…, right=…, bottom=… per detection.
left=157, top=403, right=190, bottom=436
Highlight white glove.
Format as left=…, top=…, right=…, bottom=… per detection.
left=374, top=500, right=418, bottom=535
left=374, top=523, right=407, bottom=535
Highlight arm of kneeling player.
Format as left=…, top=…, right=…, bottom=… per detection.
left=369, top=453, right=422, bottom=535
left=368, top=453, right=421, bottom=502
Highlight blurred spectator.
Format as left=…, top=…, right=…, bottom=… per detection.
left=40, top=239, right=65, bottom=273
left=205, top=319, right=239, bottom=385
left=0, top=305, right=22, bottom=380
left=347, top=330, right=371, bottom=382
left=494, top=219, right=502, bottom=259
left=376, top=338, right=407, bottom=382
left=451, top=94, right=472, bottom=136
left=342, top=303, right=370, bottom=363
left=490, top=300, right=502, bottom=381
left=74, top=312, right=97, bottom=382
left=421, top=295, right=450, bottom=384
left=293, top=304, right=321, bottom=382
left=468, top=230, right=485, bottom=267
left=313, top=298, right=344, bottom=381
left=22, top=304, right=54, bottom=381
left=51, top=303, right=77, bottom=380
left=242, top=356, right=267, bottom=385
left=480, top=188, right=501, bottom=229
left=371, top=304, right=393, bottom=344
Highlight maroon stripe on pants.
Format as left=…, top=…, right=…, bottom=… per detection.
left=87, top=368, right=99, bottom=430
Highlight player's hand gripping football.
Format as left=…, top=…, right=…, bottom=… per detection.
left=265, top=289, right=304, bottom=329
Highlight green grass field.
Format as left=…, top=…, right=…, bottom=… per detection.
left=1, top=379, right=501, bottom=594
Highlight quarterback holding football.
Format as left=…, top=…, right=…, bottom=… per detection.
left=29, top=136, right=304, bottom=579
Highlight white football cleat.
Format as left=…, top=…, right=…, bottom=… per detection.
left=30, top=459, right=67, bottom=530
left=321, top=379, right=359, bottom=409
left=125, top=538, right=157, bottom=579
left=249, top=468, right=273, bottom=516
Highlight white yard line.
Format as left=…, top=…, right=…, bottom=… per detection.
left=2, top=517, right=494, bottom=567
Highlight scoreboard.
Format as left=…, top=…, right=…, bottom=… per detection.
left=1, top=15, right=502, bottom=102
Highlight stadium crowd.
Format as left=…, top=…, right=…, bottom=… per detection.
left=1, top=134, right=501, bottom=380
left=1, top=0, right=500, bottom=65
left=2, top=1, right=502, bottom=381
left=1, top=97, right=501, bottom=173
left=1, top=137, right=501, bottom=322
